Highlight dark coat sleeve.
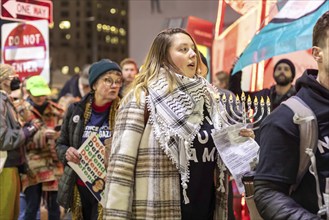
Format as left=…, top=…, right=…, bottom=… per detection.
left=0, top=100, right=25, bottom=151
left=254, top=180, right=321, bottom=220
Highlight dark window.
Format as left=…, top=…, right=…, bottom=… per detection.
left=61, top=32, right=67, bottom=39
left=86, top=11, right=92, bottom=18
left=61, top=42, right=69, bottom=47
left=76, top=11, right=80, bottom=17
left=61, top=1, right=69, bottom=7
left=61, top=11, right=69, bottom=17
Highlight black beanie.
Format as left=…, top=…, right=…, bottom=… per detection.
left=274, top=59, right=296, bottom=80
left=89, top=59, right=122, bottom=87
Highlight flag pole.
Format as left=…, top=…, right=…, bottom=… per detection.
left=252, top=0, right=269, bottom=91
left=215, top=0, right=226, bottom=39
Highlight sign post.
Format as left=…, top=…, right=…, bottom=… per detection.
left=1, top=20, right=50, bottom=82
left=0, top=0, right=53, bottom=23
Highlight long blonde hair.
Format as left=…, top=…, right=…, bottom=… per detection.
left=130, top=28, right=202, bottom=104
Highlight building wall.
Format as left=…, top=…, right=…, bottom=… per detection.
left=50, top=0, right=128, bottom=78
left=129, top=0, right=240, bottom=67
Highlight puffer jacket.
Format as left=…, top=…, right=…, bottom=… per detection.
left=0, top=91, right=26, bottom=167
left=56, top=94, right=89, bottom=209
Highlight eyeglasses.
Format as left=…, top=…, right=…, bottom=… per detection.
left=102, top=77, right=123, bottom=86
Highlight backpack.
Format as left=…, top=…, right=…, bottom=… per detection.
left=243, top=96, right=319, bottom=220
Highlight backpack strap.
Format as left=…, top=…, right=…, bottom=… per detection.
left=281, top=96, right=318, bottom=193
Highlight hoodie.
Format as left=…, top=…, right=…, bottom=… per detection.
left=254, top=69, right=329, bottom=218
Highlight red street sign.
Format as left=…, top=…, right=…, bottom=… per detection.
left=0, top=0, right=53, bottom=23
left=2, top=22, right=48, bottom=79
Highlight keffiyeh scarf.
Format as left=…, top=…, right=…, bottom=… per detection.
left=147, top=69, right=224, bottom=204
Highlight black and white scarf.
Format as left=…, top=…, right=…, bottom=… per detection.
left=147, top=68, right=225, bottom=203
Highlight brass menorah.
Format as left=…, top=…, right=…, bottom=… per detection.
left=220, top=92, right=271, bottom=129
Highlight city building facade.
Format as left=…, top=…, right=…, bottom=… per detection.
left=50, top=0, right=128, bottom=77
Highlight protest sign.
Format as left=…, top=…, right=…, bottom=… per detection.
left=68, top=133, right=107, bottom=207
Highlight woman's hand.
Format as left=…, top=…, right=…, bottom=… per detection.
left=239, top=128, right=255, bottom=139
left=65, top=147, right=80, bottom=164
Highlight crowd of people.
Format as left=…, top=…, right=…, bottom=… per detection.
left=0, top=10, right=328, bottom=220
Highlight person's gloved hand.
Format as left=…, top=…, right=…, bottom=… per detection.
left=23, top=119, right=42, bottom=139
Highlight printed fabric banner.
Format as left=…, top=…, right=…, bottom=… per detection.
left=233, top=0, right=328, bottom=74
left=68, top=133, right=107, bottom=207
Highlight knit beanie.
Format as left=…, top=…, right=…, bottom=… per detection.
left=274, top=59, right=296, bottom=81
left=89, top=59, right=122, bottom=87
left=0, top=64, right=16, bottom=82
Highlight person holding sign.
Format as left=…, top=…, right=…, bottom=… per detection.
left=103, top=28, right=255, bottom=219
left=56, top=59, right=122, bottom=220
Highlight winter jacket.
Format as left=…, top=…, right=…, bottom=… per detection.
left=103, top=88, right=229, bottom=220
left=56, top=94, right=89, bottom=209
left=0, top=91, right=26, bottom=167
left=254, top=70, right=329, bottom=219
left=21, top=100, right=64, bottom=191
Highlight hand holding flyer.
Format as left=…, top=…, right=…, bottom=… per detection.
left=68, top=133, right=107, bottom=207
left=212, top=125, right=259, bottom=194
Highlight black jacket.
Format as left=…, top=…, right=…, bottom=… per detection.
left=254, top=70, right=329, bottom=219
left=56, top=94, right=90, bottom=209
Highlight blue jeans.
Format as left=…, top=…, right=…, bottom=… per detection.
left=24, top=183, right=60, bottom=220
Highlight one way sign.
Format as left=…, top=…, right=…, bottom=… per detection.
left=0, top=0, right=53, bottom=23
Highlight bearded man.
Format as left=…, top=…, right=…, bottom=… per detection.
left=229, top=59, right=296, bottom=141
left=269, top=59, right=296, bottom=109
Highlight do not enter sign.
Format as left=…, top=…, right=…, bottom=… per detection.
left=1, top=20, right=49, bottom=82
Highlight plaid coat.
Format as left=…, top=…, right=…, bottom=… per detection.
left=104, top=91, right=229, bottom=220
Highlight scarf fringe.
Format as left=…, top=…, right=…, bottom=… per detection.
left=146, top=72, right=215, bottom=204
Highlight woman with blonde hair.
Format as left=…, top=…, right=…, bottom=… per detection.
left=104, top=28, right=254, bottom=219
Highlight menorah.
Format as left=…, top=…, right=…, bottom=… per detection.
left=220, top=92, right=271, bottom=129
